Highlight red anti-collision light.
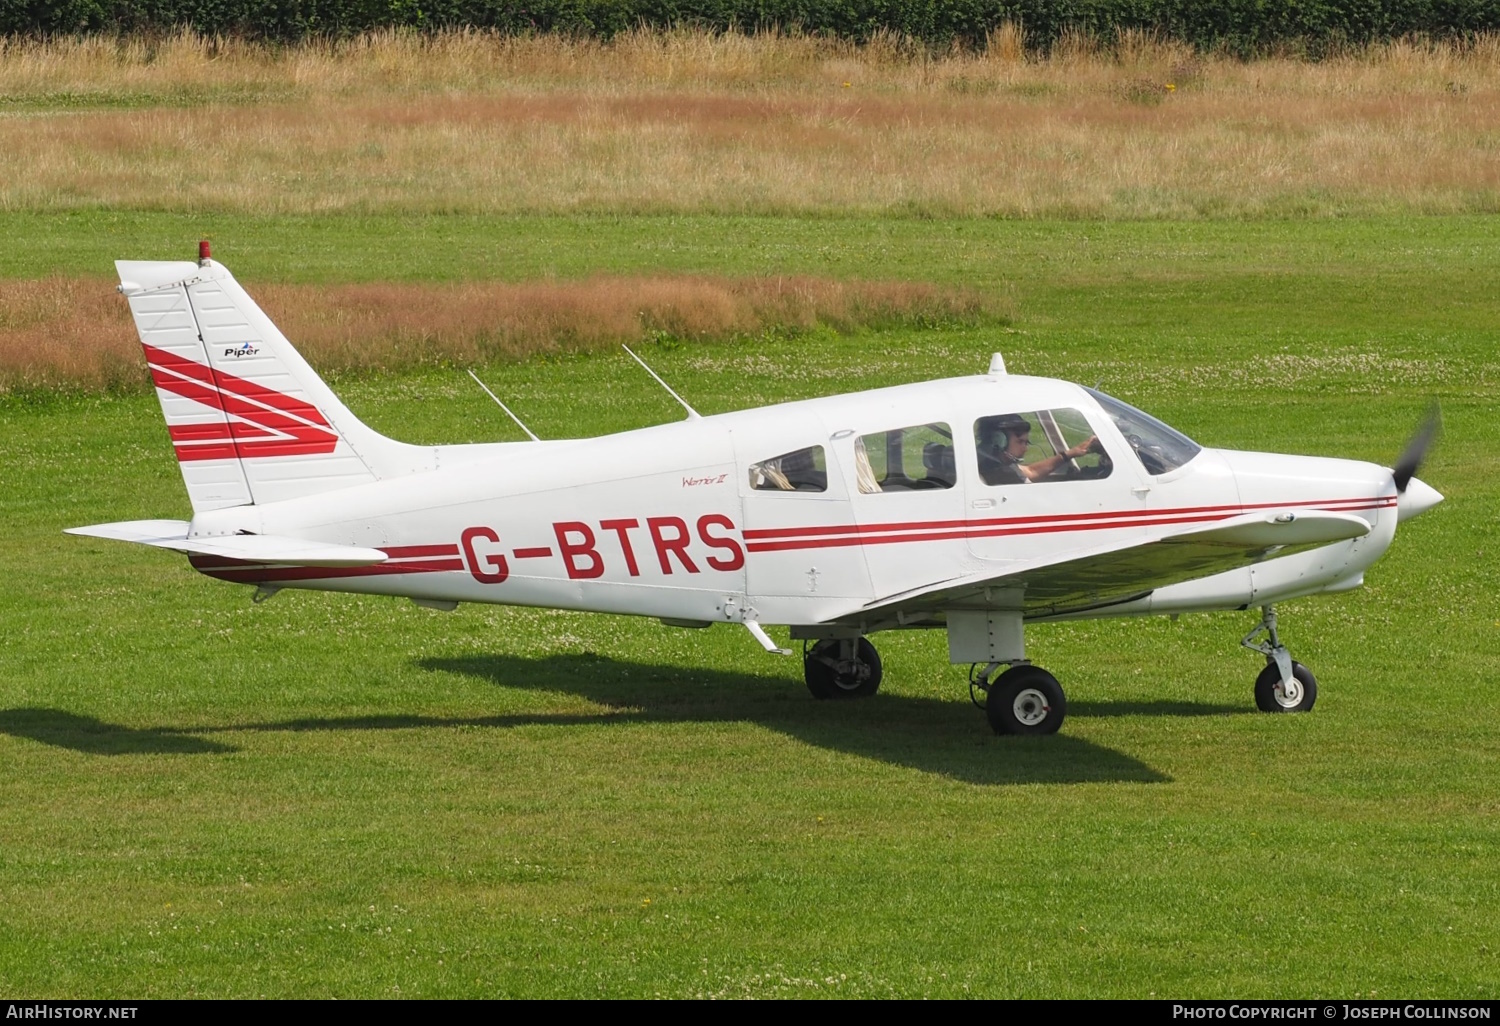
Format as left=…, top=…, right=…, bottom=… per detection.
left=198, top=240, right=211, bottom=263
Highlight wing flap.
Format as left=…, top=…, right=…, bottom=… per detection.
left=66, top=520, right=388, bottom=567
left=841, top=510, right=1371, bottom=622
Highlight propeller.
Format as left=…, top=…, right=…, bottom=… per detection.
left=1392, top=402, right=1441, bottom=493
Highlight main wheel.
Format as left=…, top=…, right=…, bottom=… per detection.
left=1254, top=661, right=1317, bottom=712
left=804, top=638, right=882, bottom=699
left=985, top=665, right=1066, bottom=736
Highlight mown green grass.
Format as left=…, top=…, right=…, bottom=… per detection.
left=0, top=215, right=1497, bottom=997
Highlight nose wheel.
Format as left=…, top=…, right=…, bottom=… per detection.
left=973, top=663, right=1067, bottom=735
left=804, top=637, right=882, bottom=699
left=1254, top=660, right=1318, bottom=712
left=1242, top=605, right=1318, bottom=713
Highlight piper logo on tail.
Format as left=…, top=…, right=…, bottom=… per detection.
left=144, top=344, right=339, bottom=462
left=224, top=343, right=260, bottom=358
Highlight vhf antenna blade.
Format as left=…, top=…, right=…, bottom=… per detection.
left=623, top=345, right=700, bottom=420
left=467, top=369, right=541, bottom=442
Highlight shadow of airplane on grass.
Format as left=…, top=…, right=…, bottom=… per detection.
left=0, top=655, right=1253, bottom=784
left=0, top=707, right=235, bottom=755
left=407, top=652, right=1177, bottom=786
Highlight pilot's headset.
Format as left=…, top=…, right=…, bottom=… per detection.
left=985, top=413, right=1031, bottom=448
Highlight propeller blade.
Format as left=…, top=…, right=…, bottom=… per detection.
left=1392, top=403, right=1441, bottom=493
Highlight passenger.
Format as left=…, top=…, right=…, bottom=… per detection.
left=751, top=459, right=793, bottom=490
left=921, top=442, right=956, bottom=488
left=781, top=447, right=827, bottom=492
left=977, top=414, right=1098, bottom=485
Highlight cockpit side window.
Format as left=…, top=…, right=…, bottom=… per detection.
left=855, top=423, right=955, bottom=494
left=1084, top=388, right=1202, bottom=476
left=749, top=445, right=827, bottom=492
left=974, top=409, right=1112, bottom=486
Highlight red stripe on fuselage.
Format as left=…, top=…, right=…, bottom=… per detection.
left=742, top=498, right=1393, bottom=553
left=741, top=496, right=1394, bottom=542
left=190, top=557, right=464, bottom=583
left=381, top=544, right=460, bottom=558
left=188, top=543, right=460, bottom=575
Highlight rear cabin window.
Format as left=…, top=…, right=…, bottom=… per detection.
left=749, top=445, right=827, bottom=492
left=974, top=409, right=1111, bottom=486
left=854, top=423, right=955, bottom=494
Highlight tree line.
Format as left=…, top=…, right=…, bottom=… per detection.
left=5, top=0, right=1499, bottom=54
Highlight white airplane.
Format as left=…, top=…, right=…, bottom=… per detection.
left=69, top=246, right=1445, bottom=736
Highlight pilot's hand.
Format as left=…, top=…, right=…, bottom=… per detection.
left=1065, top=435, right=1099, bottom=459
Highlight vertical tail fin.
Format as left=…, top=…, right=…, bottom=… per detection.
left=117, top=255, right=425, bottom=512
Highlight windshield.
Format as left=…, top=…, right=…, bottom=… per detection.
left=1085, top=388, right=1202, bottom=476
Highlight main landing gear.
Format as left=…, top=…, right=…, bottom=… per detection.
left=803, top=637, right=883, bottom=699
left=1241, top=604, right=1318, bottom=713
left=971, top=661, right=1067, bottom=735
left=800, top=606, right=1314, bottom=728
left=800, top=634, right=1069, bottom=735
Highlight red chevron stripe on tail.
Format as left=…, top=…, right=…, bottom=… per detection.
left=145, top=344, right=339, bottom=462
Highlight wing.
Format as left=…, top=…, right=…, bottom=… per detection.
left=827, top=510, right=1372, bottom=625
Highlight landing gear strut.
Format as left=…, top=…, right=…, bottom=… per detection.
left=1241, top=605, right=1318, bottom=712
left=972, top=661, right=1067, bottom=735
left=804, top=637, right=882, bottom=699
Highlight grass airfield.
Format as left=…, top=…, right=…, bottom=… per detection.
left=2, top=213, right=1499, bottom=997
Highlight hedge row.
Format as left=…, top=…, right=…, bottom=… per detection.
left=5, top=0, right=1500, bottom=52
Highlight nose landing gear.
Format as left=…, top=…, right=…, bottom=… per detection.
left=1253, top=659, right=1318, bottom=712
left=1242, top=605, right=1318, bottom=712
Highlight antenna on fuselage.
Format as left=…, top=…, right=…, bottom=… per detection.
left=467, top=369, right=541, bottom=442
left=622, top=345, right=700, bottom=421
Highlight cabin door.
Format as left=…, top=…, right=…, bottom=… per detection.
left=963, top=404, right=1144, bottom=567
left=841, top=419, right=968, bottom=600
left=733, top=429, right=874, bottom=618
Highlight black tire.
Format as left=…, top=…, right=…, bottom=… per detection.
left=1254, top=660, right=1318, bottom=713
left=986, top=665, right=1066, bottom=736
left=804, top=638, right=882, bottom=700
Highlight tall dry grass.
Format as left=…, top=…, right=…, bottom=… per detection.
left=0, top=274, right=1000, bottom=392
left=1, top=29, right=1499, bottom=216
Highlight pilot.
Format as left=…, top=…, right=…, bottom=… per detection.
left=977, top=414, right=1099, bottom=485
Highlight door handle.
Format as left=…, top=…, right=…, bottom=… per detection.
left=1132, top=486, right=1151, bottom=498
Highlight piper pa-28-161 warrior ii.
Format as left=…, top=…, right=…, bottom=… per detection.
left=70, top=245, right=1445, bottom=736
